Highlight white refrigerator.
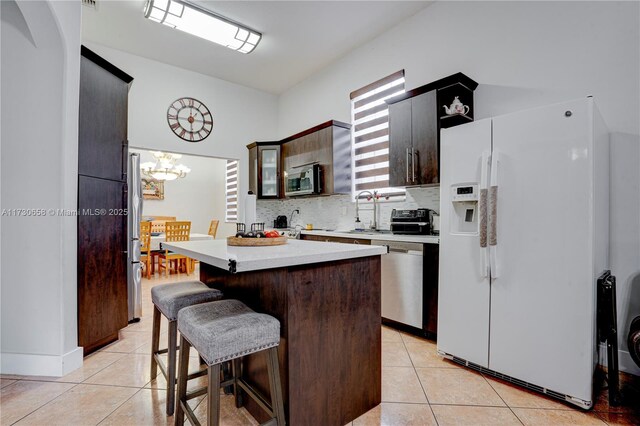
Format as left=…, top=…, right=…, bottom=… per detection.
left=438, top=97, right=609, bottom=409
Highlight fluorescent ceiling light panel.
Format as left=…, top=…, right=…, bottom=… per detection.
left=144, top=0, right=262, bottom=54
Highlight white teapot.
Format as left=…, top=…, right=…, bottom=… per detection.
left=443, top=96, right=470, bottom=116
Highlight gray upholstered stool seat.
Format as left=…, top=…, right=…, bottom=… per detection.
left=151, top=280, right=223, bottom=321
left=149, top=280, right=223, bottom=417
left=175, top=300, right=285, bottom=426
left=178, top=299, right=280, bottom=365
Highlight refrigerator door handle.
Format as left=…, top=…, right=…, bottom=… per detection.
left=479, top=151, right=490, bottom=278
left=489, top=151, right=499, bottom=278
left=129, top=153, right=141, bottom=241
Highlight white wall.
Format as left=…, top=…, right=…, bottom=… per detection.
left=278, top=1, right=639, bottom=137
left=83, top=42, right=279, bottom=225
left=610, top=132, right=640, bottom=375
left=277, top=1, right=640, bottom=373
left=1, top=0, right=82, bottom=376
left=132, top=149, right=235, bottom=237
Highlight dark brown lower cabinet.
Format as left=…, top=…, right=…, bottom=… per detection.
left=300, top=234, right=371, bottom=245
left=423, top=243, right=439, bottom=337
left=78, top=175, right=128, bottom=354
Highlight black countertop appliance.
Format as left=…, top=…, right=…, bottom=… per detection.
left=274, top=215, right=288, bottom=229
left=390, top=208, right=437, bottom=235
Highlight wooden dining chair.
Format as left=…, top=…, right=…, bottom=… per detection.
left=150, top=221, right=165, bottom=234
left=148, top=216, right=177, bottom=234
left=143, top=215, right=176, bottom=222
left=140, top=221, right=153, bottom=279
left=149, top=216, right=178, bottom=273
left=158, top=221, right=192, bottom=276
left=208, top=220, right=219, bottom=239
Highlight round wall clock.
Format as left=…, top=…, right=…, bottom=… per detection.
left=167, top=97, right=213, bottom=142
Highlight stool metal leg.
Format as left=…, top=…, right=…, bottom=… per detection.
left=166, top=319, right=178, bottom=416
left=207, top=364, right=221, bottom=426
left=150, top=305, right=161, bottom=380
left=175, top=335, right=191, bottom=426
left=267, top=347, right=286, bottom=426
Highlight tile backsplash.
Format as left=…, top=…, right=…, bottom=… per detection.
left=255, top=187, right=440, bottom=230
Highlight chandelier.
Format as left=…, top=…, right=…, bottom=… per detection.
left=140, top=151, right=191, bottom=181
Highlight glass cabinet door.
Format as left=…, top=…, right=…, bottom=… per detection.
left=259, top=146, right=280, bottom=198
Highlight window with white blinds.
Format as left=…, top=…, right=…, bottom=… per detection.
left=225, top=160, right=238, bottom=222
left=350, top=70, right=406, bottom=197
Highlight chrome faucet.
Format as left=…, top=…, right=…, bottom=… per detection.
left=355, top=190, right=378, bottom=230
left=289, top=209, right=300, bottom=227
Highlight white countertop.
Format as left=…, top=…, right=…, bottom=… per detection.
left=162, top=239, right=387, bottom=273
left=301, top=230, right=440, bottom=244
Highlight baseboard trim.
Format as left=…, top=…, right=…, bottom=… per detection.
left=1, top=347, right=83, bottom=377
left=61, top=347, right=83, bottom=375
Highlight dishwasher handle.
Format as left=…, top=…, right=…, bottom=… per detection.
left=388, top=247, right=423, bottom=256
left=371, top=239, right=424, bottom=255
left=388, top=247, right=407, bottom=253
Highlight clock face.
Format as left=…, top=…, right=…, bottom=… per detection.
left=167, top=97, right=213, bottom=142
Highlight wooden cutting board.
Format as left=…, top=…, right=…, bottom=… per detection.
left=227, top=236, right=288, bottom=246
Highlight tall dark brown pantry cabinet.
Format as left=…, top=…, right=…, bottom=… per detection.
left=77, top=46, right=133, bottom=355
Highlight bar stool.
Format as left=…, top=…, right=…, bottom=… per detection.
left=150, top=281, right=223, bottom=416
left=175, top=299, right=285, bottom=426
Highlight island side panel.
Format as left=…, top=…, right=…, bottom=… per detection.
left=200, top=256, right=382, bottom=426
left=286, top=256, right=382, bottom=426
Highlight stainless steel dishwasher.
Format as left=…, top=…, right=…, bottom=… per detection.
left=371, top=240, right=424, bottom=329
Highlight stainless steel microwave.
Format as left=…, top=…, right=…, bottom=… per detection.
left=285, top=164, right=322, bottom=197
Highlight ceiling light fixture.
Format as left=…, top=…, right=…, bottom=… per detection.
left=143, top=0, right=262, bottom=54
left=141, top=151, right=191, bottom=181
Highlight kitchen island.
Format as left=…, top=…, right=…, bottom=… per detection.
left=162, top=239, right=386, bottom=426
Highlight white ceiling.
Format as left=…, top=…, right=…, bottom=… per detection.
left=81, top=1, right=431, bottom=94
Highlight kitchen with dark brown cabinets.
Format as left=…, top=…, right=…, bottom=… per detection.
left=2, top=1, right=639, bottom=426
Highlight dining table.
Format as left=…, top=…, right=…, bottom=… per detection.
left=150, top=232, right=213, bottom=251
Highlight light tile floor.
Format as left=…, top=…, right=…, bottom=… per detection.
left=2, top=267, right=639, bottom=425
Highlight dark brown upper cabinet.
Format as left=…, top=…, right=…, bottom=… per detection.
left=248, top=143, right=259, bottom=195
left=387, top=73, right=478, bottom=187
left=246, top=142, right=282, bottom=199
left=247, top=120, right=352, bottom=199
left=281, top=120, right=351, bottom=196
left=78, top=47, right=133, bottom=182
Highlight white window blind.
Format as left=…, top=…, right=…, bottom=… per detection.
left=225, top=160, right=238, bottom=222
left=350, top=70, right=406, bottom=197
